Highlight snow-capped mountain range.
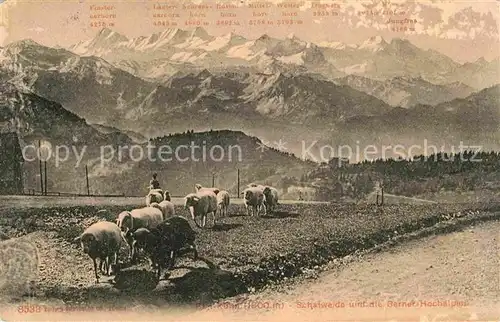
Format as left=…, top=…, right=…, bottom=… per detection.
left=0, top=28, right=498, bottom=157
left=64, top=28, right=499, bottom=90
left=67, top=28, right=346, bottom=81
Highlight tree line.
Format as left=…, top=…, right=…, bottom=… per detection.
left=303, top=151, right=500, bottom=200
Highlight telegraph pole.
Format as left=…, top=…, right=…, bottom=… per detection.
left=237, top=168, right=240, bottom=197
left=44, top=160, right=47, bottom=195
left=38, top=140, right=44, bottom=195
left=212, top=173, right=215, bottom=187
left=85, top=165, right=90, bottom=196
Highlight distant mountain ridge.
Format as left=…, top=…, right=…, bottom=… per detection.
left=62, top=28, right=498, bottom=90
left=0, top=80, right=132, bottom=145
left=0, top=33, right=498, bottom=159
left=89, top=123, right=147, bottom=143
left=321, top=37, right=463, bottom=83
left=0, top=71, right=316, bottom=195
left=0, top=40, right=393, bottom=141
left=335, top=75, right=476, bottom=108
left=87, top=129, right=316, bottom=196
left=338, top=84, right=500, bottom=152
left=0, top=39, right=159, bottom=125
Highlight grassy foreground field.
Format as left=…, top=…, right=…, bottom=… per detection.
left=0, top=201, right=499, bottom=308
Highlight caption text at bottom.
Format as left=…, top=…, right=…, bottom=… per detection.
left=16, top=299, right=469, bottom=314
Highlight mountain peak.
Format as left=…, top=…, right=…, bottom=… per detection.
left=190, top=27, right=210, bottom=40
left=8, top=39, right=41, bottom=48
left=92, top=28, right=128, bottom=43
left=97, top=27, right=113, bottom=36
left=359, top=36, right=387, bottom=51
left=368, top=36, right=386, bottom=43
left=391, top=38, right=410, bottom=44
left=358, top=36, right=388, bottom=52
left=160, top=27, right=181, bottom=35
left=446, top=81, right=470, bottom=89
left=474, top=57, right=488, bottom=65
left=154, top=28, right=184, bottom=41
left=317, top=41, right=352, bottom=50
left=257, top=34, right=271, bottom=41
left=391, top=75, right=420, bottom=83
left=390, top=38, right=414, bottom=48
left=223, top=32, right=246, bottom=43
left=196, top=68, right=212, bottom=79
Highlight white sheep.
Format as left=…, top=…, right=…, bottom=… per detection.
left=263, top=186, right=279, bottom=213
left=150, top=200, right=175, bottom=220
left=194, top=183, right=220, bottom=195
left=248, top=183, right=266, bottom=190
left=216, top=190, right=230, bottom=217
left=184, top=190, right=217, bottom=228
left=116, top=207, right=163, bottom=261
left=242, top=187, right=266, bottom=217
left=146, top=189, right=164, bottom=206
left=150, top=188, right=164, bottom=195
left=73, top=221, right=123, bottom=283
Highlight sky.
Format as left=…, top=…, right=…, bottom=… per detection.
left=0, top=0, right=499, bottom=63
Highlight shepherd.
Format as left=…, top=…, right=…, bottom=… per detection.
left=149, top=173, right=164, bottom=200
left=150, top=173, right=161, bottom=190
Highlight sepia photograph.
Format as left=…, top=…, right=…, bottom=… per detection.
left=0, top=0, right=498, bottom=320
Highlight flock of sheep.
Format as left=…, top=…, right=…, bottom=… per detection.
left=73, top=183, right=280, bottom=283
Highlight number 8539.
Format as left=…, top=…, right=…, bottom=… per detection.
left=17, top=305, right=43, bottom=314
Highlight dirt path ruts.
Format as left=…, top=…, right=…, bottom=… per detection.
left=190, top=220, right=500, bottom=321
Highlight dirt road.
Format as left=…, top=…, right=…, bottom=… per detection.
left=0, top=195, right=327, bottom=210
left=188, top=220, right=500, bottom=321
left=2, top=217, right=498, bottom=321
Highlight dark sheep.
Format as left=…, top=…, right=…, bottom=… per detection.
left=131, top=216, right=198, bottom=280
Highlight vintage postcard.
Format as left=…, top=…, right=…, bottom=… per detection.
left=0, top=0, right=499, bottom=321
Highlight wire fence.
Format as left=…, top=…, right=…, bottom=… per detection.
left=17, top=169, right=313, bottom=200
left=21, top=189, right=125, bottom=198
